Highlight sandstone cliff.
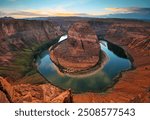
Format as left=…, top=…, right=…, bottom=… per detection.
left=0, top=19, right=62, bottom=54
left=0, top=19, right=63, bottom=80
left=73, top=19, right=150, bottom=102
left=90, top=19, right=150, bottom=55
left=0, top=77, right=72, bottom=103
left=0, top=90, right=9, bottom=103
left=50, top=21, right=101, bottom=73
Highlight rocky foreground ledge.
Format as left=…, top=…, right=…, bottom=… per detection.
left=50, top=21, right=102, bottom=73
left=0, top=77, right=72, bottom=103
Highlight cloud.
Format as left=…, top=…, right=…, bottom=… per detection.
left=0, top=7, right=149, bottom=19
left=0, top=9, right=91, bottom=18
left=98, top=7, right=150, bottom=19
left=105, top=8, right=132, bottom=13
left=0, top=10, right=47, bottom=18
left=0, top=11, right=7, bottom=17
left=9, top=11, right=47, bottom=16
left=55, top=12, right=89, bottom=17
left=132, top=8, right=150, bottom=14
left=105, top=7, right=150, bottom=14
left=0, top=0, right=92, bottom=18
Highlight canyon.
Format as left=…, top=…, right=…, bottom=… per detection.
left=0, top=19, right=63, bottom=82
left=0, top=17, right=150, bottom=102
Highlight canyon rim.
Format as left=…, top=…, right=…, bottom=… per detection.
left=0, top=17, right=149, bottom=103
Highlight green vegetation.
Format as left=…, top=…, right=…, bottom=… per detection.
left=0, top=37, right=60, bottom=83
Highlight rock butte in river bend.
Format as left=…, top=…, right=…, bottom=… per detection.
left=50, top=21, right=101, bottom=73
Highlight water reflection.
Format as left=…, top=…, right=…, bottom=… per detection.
left=107, top=41, right=127, bottom=59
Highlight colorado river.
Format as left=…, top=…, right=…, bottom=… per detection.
left=35, top=35, right=132, bottom=93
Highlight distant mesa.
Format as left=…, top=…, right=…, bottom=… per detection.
left=50, top=21, right=104, bottom=74
left=0, top=16, right=15, bottom=20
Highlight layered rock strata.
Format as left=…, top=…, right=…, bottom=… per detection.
left=50, top=21, right=101, bottom=73
left=73, top=20, right=150, bottom=102
left=0, top=77, right=72, bottom=103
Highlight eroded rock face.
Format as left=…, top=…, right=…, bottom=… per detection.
left=51, top=89, right=72, bottom=103
left=0, top=19, right=62, bottom=54
left=0, top=19, right=63, bottom=80
left=73, top=65, right=150, bottom=103
left=0, top=19, right=62, bottom=65
left=50, top=21, right=100, bottom=73
left=0, top=90, right=9, bottom=103
left=68, top=21, right=99, bottom=43
left=0, top=77, right=72, bottom=103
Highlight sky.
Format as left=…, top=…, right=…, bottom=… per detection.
left=0, top=0, right=150, bottom=19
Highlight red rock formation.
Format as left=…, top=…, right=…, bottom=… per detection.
left=0, top=19, right=62, bottom=43
left=73, top=65, right=150, bottom=102
left=68, top=21, right=98, bottom=43
left=0, top=90, right=9, bottom=103
left=0, top=77, right=72, bottom=103
left=50, top=21, right=101, bottom=73
left=51, top=89, right=72, bottom=103
left=0, top=19, right=62, bottom=63
left=73, top=19, right=150, bottom=103
left=0, top=76, right=13, bottom=99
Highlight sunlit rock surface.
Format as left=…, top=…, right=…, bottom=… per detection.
left=50, top=21, right=101, bottom=73
left=0, top=77, right=72, bottom=103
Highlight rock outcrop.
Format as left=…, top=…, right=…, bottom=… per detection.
left=0, top=90, right=9, bottom=103
left=0, top=19, right=62, bottom=54
left=73, top=65, right=150, bottom=103
left=0, top=77, right=72, bottom=103
left=50, top=21, right=101, bottom=73
left=51, top=89, right=72, bottom=103
left=73, top=19, right=150, bottom=103
left=0, top=19, right=63, bottom=80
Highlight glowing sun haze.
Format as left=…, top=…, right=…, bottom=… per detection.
left=0, top=0, right=150, bottom=19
